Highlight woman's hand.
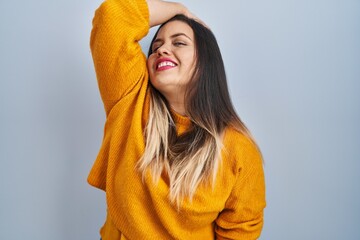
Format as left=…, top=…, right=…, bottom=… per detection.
left=146, top=0, right=186, bottom=27
left=146, top=0, right=208, bottom=28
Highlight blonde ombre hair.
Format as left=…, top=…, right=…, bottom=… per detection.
left=137, top=15, right=254, bottom=207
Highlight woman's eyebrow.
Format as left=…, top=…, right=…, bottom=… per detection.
left=170, top=33, right=192, bottom=40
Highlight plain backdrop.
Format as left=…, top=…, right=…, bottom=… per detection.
left=1, top=0, right=359, bottom=239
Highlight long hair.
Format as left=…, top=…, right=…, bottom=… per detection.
left=137, top=15, right=253, bottom=207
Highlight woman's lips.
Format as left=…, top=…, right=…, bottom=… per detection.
left=156, top=58, right=177, bottom=71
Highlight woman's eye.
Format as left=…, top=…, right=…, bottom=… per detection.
left=174, top=42, right=186, bottom=47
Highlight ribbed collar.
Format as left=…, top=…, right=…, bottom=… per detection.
left=170, top=109, right=192, bottom=135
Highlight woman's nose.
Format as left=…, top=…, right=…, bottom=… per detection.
left=156, top=44, right=170, bottom=56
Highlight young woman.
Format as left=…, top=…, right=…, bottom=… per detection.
left=88, top=0, right=266, bottom=239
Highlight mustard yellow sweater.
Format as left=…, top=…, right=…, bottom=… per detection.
left=88, top=0, right=266, bottom=239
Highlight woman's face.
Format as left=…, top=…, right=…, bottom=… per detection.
left=147, top=20, right=196, bottom=100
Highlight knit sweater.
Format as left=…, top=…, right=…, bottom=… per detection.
left=87, top=0, right=266, bottom=239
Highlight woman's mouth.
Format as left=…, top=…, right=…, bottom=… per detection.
left=156, top=59, right=177, bottom=71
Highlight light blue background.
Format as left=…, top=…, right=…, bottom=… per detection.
left=1, top=0, right=359, bottom=239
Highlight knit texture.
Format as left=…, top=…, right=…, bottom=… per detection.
left=88, top=0, right=266, bottom=239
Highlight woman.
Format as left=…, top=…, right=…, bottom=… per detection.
left=88, top=0, right=266, bottom=239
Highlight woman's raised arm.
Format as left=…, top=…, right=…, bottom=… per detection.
left=90, top=0, right=149, bottom=115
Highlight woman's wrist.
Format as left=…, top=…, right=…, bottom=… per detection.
left=147, top=0, right=188, bottom=27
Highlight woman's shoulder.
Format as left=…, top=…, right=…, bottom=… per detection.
left=221, top=126, right=263, bottom=175
left=222, top=127, right=259, bottom=153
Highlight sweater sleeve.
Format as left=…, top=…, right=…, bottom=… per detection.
left=215, top=139, right=266, bottom=240
left=90, top=0, right=149, bottom=115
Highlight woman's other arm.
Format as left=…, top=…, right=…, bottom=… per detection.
left=215, top=137, right=266, bottom=240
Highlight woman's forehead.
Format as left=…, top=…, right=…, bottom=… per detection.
left=156, top=21, right=194, bottom=39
